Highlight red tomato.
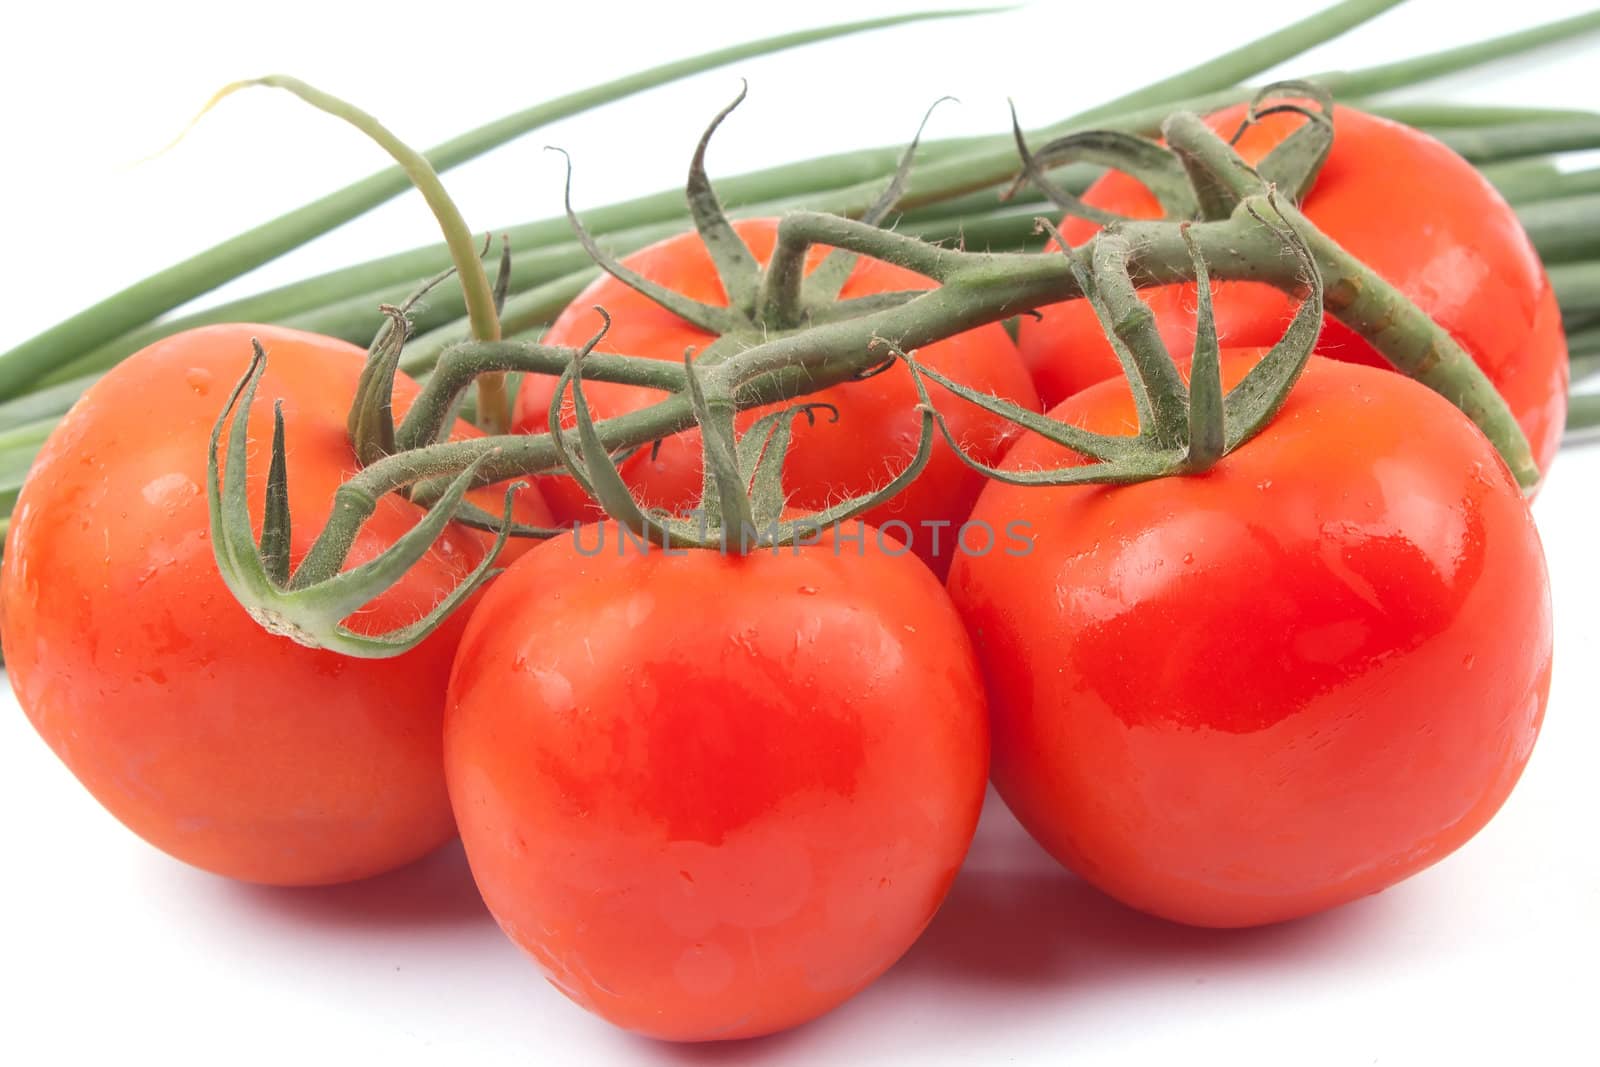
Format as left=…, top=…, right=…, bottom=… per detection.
left=947, top=352, right=1551, bottom=928
left=445, top=526, right=988, bottom=1040
left=0, top=323, right=552, bottom=886
left=514, top=217, right=1039, bottom=575
left=1016, top=105, right=1569, bottom=480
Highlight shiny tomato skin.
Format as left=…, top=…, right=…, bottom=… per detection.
left=1016, top=105, right=1568, bottom=480
left=513, top=217, right=1038, bottom=575
left=948, top=354, right=1552, bottom=928
left=445, top=528, right=989, bottom=1040
left=0, top=323, right=551, bottom=886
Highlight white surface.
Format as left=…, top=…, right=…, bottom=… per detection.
left=2, top=0, right=1598, bottom=1063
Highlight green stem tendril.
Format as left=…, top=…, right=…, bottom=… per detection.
left=550, top=315, right=938, bottom=554
left=1007, top=109, right=1199, bottom=225
left=1231, top=80, right=1336, bottom=200
left=1073, top=237, right=1187, bottom=442
left=219, top=75, right=510, bottom=433
left=348, top=306, right=409, bottom=467
left=347, top=259, right=466, bottom=451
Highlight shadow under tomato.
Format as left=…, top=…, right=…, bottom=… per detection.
left=887, top=794, right=1418, bottom=996
left=220, top=839, right=492, bottom=931
left=546, top=795, right=1423, bottom=1065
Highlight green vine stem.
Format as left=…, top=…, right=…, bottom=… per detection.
left=260, top=188, right=1532, bottom=593
left=206, top=173, right=1548, bottom=656
left=222, top=76, right=510, bottom=433
left=394, top=341, right=691, bottom=451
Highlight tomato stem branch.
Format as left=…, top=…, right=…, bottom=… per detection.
left=281, top=190, right=1535, bottom=598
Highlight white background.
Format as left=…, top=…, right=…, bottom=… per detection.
left=2, top=1, right=1598, bottom=1063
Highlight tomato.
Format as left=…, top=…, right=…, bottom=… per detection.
left=947, top=352, right=1551, bottom=928
left=445, top=525, right=988, bottom=1040
left=513, top=217, right=1039, bottom=575
left=0, top=323, right=552, bottom=886
left=1016, top=104, right=1569, bottom=480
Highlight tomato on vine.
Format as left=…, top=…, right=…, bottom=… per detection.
left=947, top=350, right=1552, bottom=927
left=0, top=323, right=550, bottom=885
left=446, top=525, right=988, bottom=1040
left=1016, top=103, right=1568, bottom=481
left=515, top=217, right=1037, bottom=575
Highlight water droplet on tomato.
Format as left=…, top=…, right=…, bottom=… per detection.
left=185, top=368, right=213, bottom=395
left=1462, top=654, right=1476, bottom=670
left=797, top=585, right=819, bottom=596
left=1182, top=552, right=1194, bottom=565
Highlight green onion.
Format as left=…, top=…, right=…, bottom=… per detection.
left=0, top=9, right=989, bottom=399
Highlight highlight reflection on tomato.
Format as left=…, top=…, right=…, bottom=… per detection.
left=948, top=353, right=1552, bottom=928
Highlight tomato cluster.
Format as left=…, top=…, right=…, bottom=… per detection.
left=515, top=217, right=1038, bottom=576
left=0, top=104, right=1564, bottom=1043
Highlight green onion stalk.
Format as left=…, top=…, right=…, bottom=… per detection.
left=4, top=0, right=1600, bottom=523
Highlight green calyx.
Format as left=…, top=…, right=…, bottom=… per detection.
left=556, top=87, right=939, bottom=350
left=207, top=340, right=520, bottom=658
left=548, top=309, right=935, bottom=554
left=902, top=201, right=1323, bottom=487
left=1011, top=80, right=1335, bottom=232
